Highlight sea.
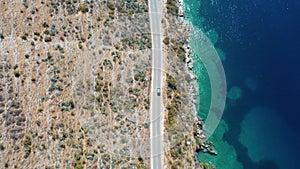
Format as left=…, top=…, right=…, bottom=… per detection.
left=182, top=0, right=300, bottom=168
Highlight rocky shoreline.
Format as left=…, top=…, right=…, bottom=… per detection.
left=177, top=0, right=219, bottom=165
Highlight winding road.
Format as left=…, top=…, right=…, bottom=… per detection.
left=148, top=0, right=164, bottom=168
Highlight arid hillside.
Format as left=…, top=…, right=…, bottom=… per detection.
left=0, top=0, right=152, bottom=168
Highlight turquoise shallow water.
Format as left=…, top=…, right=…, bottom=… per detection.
left=182, top=0, right=300, bottom=169
left=183, top=1, right=242, bottom=168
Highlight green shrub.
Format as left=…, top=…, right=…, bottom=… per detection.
left=75, top=163, right=83, bottom=169
left=23, top=136, right=31, bottom=147
left=37, top=107, right=43, bottom=112
left=166, top=0, right=179, bottom=16
left=44, top=30, right=50, bottom=35
left=44, top=36, right=52, bottom=42
left=42, top=22, right=49, bottom=28
left=97, top=17, right=101, bottom=21
left=0, top=143, right=4, bottom=150
left=14, top=70, right=20, bottom=78
left=127, top=10, right=133, bottom=17
left=163, top=37, right=170, bottom=45
left=78, top=43, right=83, bottom=49
left=21, top=34, right=27, bottom=40
left=78, top=4, right=89, bottom=13
left=166, top=74, right=177, bottom=90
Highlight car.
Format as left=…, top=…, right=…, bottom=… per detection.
left=157, top=87, right=161, bottom=96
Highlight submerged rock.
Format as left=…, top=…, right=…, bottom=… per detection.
left=227, top=86, right=242, bottom=100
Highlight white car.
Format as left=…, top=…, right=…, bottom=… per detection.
left=157, top=87, right=161, bottom=96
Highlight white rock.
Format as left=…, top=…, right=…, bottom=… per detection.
left=190, top=74, right=197, bottom=80
left=186, top=57, right=191, bottom=63
left=188, top=63, right=193, bottom=69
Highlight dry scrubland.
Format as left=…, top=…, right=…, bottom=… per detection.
left=0, top=0, right=152, bottom=168
left=0, top=0, right=205, bottom=168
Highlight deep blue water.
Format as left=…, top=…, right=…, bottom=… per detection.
left=184, top=0, right=300, bottom=168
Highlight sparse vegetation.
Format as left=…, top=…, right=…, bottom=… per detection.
left=166, top=0, right=179, bottom=16
left=171, top=41, right=186, bottom=62
left=166, top=74, right=177, bottom=90
left=0, top=0, right=166, bottom=168
left=23, top=136, right=32, bottom=158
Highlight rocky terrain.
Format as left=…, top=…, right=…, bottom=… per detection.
left=0, top=0, right=211, bottom=169
left=161, top=0, right=200, bottom=168
left=162, top=0, right=217, bottom=168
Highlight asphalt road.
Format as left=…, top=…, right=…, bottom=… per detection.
left=148, top=0, right=163, bottom=169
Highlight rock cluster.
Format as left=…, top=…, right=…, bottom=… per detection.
left=194, top=117, right=218, bottom=156
left=194, top=117, right=206, bottom=139
left=200, top=141, right=218, bottom=156
left=184, top=45, right=198, bottom=82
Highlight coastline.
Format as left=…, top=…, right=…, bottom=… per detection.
left=178, top=1, right=244, bottom=169
left=177, top=0, right=220, bottom=167
left=162, top=0, right=206, bottom=168
left=178, top=0, right=199, bottom=119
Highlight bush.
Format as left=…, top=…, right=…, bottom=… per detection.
left=44, top=30, right=50, bottom=35
left=37, top=107, right=43, bottom=112
left=21, top=34, right=27, bottom=40
left=127, top=10, right=133, bottom=17
left=0, top=143, right=4, bottom=150
left=134, top=73, right=140, bottom=81
left=75, top=163, right=84, bottom=169
left=78, top=4, right=89, bottom=13
left=78, top=43, right=83, bottom=49
left=14, top=70, right=20, bottom=78
left=44, top=36, right=52, bottom=42
left=163, top=37, right=170, bottom=45
left=42, top=22, right=49, bottom=28
left=23, top=136, right=31, bottom=147
left=166, top=0, right=179, bottom=16
left=166, top=74, right=177, bottom=90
